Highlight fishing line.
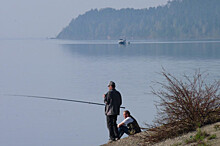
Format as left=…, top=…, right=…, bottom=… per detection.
left=3, top=94, right=125, bottom=109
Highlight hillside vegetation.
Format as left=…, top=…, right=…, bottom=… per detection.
left=57, top=0, right=220, bottom=40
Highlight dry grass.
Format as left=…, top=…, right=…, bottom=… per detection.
left=102, top=122, right=220, bottom=146
left=145, top=70, right=220, bottom=144
left=154, top=122, right=220, bottom=146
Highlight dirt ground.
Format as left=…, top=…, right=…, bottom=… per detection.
left=101, top=122, right=220, bottom=146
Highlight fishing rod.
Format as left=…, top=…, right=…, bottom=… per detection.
left=3, top=94, right=126, bottom=109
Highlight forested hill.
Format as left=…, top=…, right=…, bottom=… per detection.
left=56, top=0, right=220, bottom=40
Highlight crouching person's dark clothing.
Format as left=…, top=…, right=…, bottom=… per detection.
left=118, top=116, right=141, bottom=138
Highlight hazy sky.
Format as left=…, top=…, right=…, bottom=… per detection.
left=0, top=0, right=169, bottom=38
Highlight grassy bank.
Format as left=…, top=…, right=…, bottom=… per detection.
left=102, top=122, right=220, bottom=146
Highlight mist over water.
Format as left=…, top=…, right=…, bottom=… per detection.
left=0, top=39, right=219, bottom=146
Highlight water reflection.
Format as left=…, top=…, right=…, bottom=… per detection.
left=61, top=42, right=220, bottom=60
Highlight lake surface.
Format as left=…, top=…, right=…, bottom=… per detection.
left=0, top=39, right=220, bottom=146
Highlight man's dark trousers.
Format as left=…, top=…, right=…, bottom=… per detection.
left=107, top=115, right=119, bottom=140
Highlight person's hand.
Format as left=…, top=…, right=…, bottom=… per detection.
left=117, top=124, right=120, bottom=128
left=103, top=94, right=106, bottom=98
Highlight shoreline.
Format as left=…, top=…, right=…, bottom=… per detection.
left=102, top=122, right=220, bottom=146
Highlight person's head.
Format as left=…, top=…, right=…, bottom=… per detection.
left=123, top=110, right=131, bottom=119
left=108, top=81, right=115, bottom=90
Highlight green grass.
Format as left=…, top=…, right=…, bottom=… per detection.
left=214, top=125, right=220, bottom=131
left=170, top=142, right=182, bottom=146
left=208, top=134, right=217, bottom=140
left=194, top=128, right=209, bottom=141
left=185, top=128, right=209, bottom=145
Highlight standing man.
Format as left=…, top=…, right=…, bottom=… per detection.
left=103, top=81, right=122, bottom=142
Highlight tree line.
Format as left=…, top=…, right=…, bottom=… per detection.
left=57, top=0, right=220, bottom=40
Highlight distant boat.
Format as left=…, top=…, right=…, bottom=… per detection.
left=118, top=39, right=126, bottom=45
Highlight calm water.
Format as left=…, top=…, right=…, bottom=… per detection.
left=0, top=39, right=220, bottom=146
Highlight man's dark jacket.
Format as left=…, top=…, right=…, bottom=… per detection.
left=104, top=89, right=122, bottom=116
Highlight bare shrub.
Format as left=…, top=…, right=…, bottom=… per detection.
left=145, top=70, right=220, bottom=144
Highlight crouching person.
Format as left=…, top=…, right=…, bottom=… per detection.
left=117, top=110, right=141, bottom=139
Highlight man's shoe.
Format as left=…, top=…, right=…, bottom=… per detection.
left=115, top=138, right=120, bottom=141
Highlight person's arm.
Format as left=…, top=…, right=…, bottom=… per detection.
left=118, top=117, right=134, bottom=128
left=103, top=91, right=110, bottom=104
left=117, top=121, right=125, bottom=128
left=117, top=117, right=128, bottom=128
left=119, top=92, right=122, bottom=106
left=104, top=91, right=112, bottom=104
